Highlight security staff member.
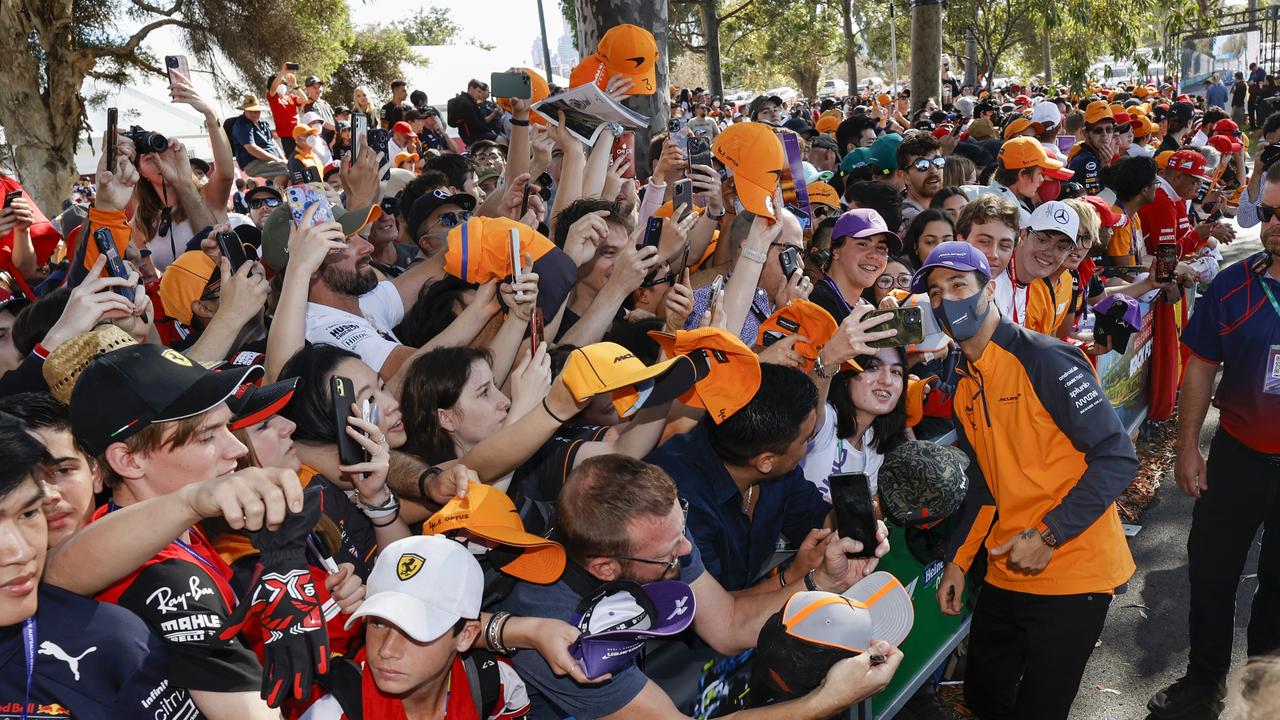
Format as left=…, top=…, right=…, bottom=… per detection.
left=1068, top=101, right=1115, bottom=195
left=1148, top=175, right=1280, bottom=718
left=922, top=241, right=1138, bottom=720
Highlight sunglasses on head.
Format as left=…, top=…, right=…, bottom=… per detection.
left=249, top=197, right=281, bottom=209
left=909, top=156, right=947, bottom=173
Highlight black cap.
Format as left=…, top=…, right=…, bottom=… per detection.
left=1170, top=101, right=1195, bottom=123
left=228, top=376, right=299, bottom=431
left=333, top=105, right=351, bottom=116
left=245, top=185, right=283, bottom=203
left=782, top=117, right=817, bottom=137
left=189, top=158, right=211, bottom=174
left=407, top=188, right=477, bottom=241
left=305, top=75, right=322, bottom=87
left=70, top=345, right=262, bottom=455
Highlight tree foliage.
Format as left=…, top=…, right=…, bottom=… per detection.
left=402, top=6, right=462, bottom=46
left=329, top=25, right=422, bottom=109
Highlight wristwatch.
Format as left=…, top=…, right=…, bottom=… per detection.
left=602, top=122, right=624, bottom=137
left=1038, top=523, right=1059, bottom=548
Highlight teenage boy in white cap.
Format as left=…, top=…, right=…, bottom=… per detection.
left=995, top=200, right=1079, bottom=333
left=306, top=535, right=531, bottom=719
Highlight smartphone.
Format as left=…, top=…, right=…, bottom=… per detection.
left=641, top=216, right=664, bottom=286
left=3, top=191, right=20, bottom=209
left=519, top=183, right=532, bottom=220
left=829, top=473, right=878, bottom=559
left=93, top=228, right=134, bottom=303
left=216, top=230, right=249, bottom=272
left=164, top=55, right=190, bottom=85
left=286, top=185, right=336, bottom=227
left=778, top=245, right=802, bottom=280
left=490, top=71, right=532, bottom=99
left=708, top=274, right=725, bottom=312
left=367, top=128, right=390, bottom=157
left=686, top=135, right=712, bottom=169
left=285, top=62, right=300, bottom=71
left=289, top=165, right=323, bottom=187
left=330, top=376, right=368, bottom=466
left=105, top=107, right=118, bottom=175
left=613, top=132, right=636, bottom=179
left=673, top=179, right=694, bottom=222
left=867, top=306, right=925, bottom=348
left=510, top=228, right=525, bottom=300
left=352, top=112, right=367, bottom=159
left=529, top=307, right=545, bottom=350
left=1155, top=243, right=1178, bottom=283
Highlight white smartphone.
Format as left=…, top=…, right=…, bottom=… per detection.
left=510, top=228, right=526, bottom=300
left=709, top=274, right=725, bottom=311
left=352, top=112, right=368, bottom=159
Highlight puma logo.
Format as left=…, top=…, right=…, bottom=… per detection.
left=38, top=641, right=96, bottom=681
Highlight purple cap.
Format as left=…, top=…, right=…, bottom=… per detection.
left=569, top=580, right=696, bottom=678
left=909, top=241, right=993, bottom=293
left=1094, top=294, right=1141, bottom=330
left=833, top=208, right=902, bottom=255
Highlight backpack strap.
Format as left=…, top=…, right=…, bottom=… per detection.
left=315, top=657, right=364, bottom=720
left=462, top=650, right=503, bottom=719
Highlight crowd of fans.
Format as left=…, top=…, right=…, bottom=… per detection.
left=0, top=19, right=1275, bottom=720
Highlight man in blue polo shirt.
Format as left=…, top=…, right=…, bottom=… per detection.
left=0, top=411, right=201, bottom=719
left=1148, top=174, right=1280, bottom=718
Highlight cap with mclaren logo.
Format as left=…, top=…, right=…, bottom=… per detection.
left=69, top=344, right=263, bottom=455
left=909, top=241, right=993, bottom=293
left=560, top=341, right=704, bottom=419
left=712, top=122, right=785, bottom=220
left=4, top=583, right=202, bottom=719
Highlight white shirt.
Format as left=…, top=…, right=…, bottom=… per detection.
left=147, top=217, right=197, bottom=272
left=305, top=281, right=406, bottom=372
left=992, top=272, right=1029, bottom=327
left=803, top=404, right=886, bottom=502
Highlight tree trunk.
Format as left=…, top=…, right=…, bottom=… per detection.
left=1041, top=27, right=1052, bottom=85
left=576, top=0, right=670, bottom=180
left=0, top=1, right=88, bottom=215
left=841, top=0, right=859, bottom=93
left=964, top=29, right=978, bottom=87
left=910, top=0, right=943, bottom=111
left=700, top=0, right=724, bottom=98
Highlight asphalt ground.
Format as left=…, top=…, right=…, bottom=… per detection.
left=1069, top=220, right=1263, bottom=720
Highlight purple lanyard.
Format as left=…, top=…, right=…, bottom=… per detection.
left=21, top=617, right=35, bottom=720
left=107, top=502, right=231, bottom=600
left=822, top=276, right=854, bottom=315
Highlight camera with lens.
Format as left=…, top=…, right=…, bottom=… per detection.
left=124, top=126, right=169, bottom=155
left=1260, top=142, right=1280, bottom=173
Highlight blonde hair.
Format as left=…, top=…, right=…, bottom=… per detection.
left=353, top=85, right=378, bottom=114
left=1063, top=198, right=1099, bottom=248
left=1223, top=656, right=1280, bottom=719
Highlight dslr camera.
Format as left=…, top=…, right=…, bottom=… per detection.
left=1260, top=142, right=1280, bottom=173
left=124, top=126, right=169, bottom=155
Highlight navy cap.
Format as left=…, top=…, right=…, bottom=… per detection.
left=909, top=241, right=992, bottom=293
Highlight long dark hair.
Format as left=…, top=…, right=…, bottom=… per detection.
left=399, top=346, right=492, bottom=464
left=828, top=347, right=908, bottom=455
left=278, top=344, right=362, bottom=445
left=902, top=208, right=954, bottom=269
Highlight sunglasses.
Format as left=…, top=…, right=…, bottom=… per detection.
left=1088, top=125, right=1116, bottom=134
left=431, top=210, right=473, bottom=230
left=249, top=197, right=281, bottom=209
left=1260, top=203, right=1280, bottom=223
left=909, top=156, right=947, bottom=173
left=876, top=272, right=914, bottom=290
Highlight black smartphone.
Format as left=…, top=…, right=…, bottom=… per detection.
left=216, top=230, right=249, bottom=272
left=641, top=216, right=665, bottom=286
left=368, top=128, right=390, bottom=157
left=536, top=172, right=553, bottom=202
left=285, top=62, right=300, bottom=71
left=686, top=136, right=712, bottom=169
left=519, top=182, right=532, bottom=219
left=490, top=71, right=532, bottom=99
left=1098, top=265, right=1145, bottom=278
left=3, top=191, right=20, bottom=209
left=93, top=228, right=134, bottom=303
left=673, top=178, right=694, bottom=222
left=829, top=472, right=878, bottom=559
left=1155, top=243, right=1178, bottom=283
left=106, top=107, right=118, bottom=175
left=529, top=307, right=544, bottom=350
left=778, top=245, right=802, bottom=280
left=867, top=306, right=925, bottom=348
left=330, top=376, right=368, bottom=466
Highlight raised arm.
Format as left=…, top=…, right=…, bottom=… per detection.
left=169, top=70, right=234, bottom=221
left=263, top=208, right=347, bottom=382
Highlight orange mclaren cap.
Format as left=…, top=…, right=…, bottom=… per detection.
left=903, top=375, right=937, bottom=428
left=1003, top=117, right=1034, bottom=141
left=1084, top=100, right=1115, bottom=126
left=807, top=182, right=841, bottom=210
left=647, top=327, right=761, bottom=423
left=497, top=68, right=552, bottom=125
left=713, top=123, right=785, bottom=220
left=877, top=93, right=892, bottom=107
left=999, top=136, right=1069, bottom=176
left=425, top=482, right=566, bottom=584
left=1154, top=150, right=1175, bottom=169
left=561, top=342, right=703, bottom=418
left=570, top=24, right=659, bottom=96
left=444, top=216, right=556, bottom=284
left=158, top=250, right=216, bottom=327
left=757, top=300, right=838, bottom=373
left=816, top=115, right=840, bottom=134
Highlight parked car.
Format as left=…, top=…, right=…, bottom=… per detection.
left=819, top=78, right=849, bottom=97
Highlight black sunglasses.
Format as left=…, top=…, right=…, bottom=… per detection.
left=1260, top=203, right=1279, bottom=223
left=249, top=197, right=282, bottom=209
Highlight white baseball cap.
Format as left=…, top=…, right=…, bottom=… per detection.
left=345, top=535, right=483, bottom=642
left=1029, top=100, right=1062, bottom=131
left=301, top=111, right=324, bottom=126
left=1027, top=200, right=1080, bottom=244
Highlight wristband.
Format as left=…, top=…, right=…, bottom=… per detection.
left=706, top=207, right=727, bottom=219
left=510, top=118, right=530, bottom=127
left=356, top=489, right=399, bottom=519
left=417, top=466, right=442, bottom=501
left=542, top=396, right=569, bottom=424
left=369, top=507, right=401, bottom=527
left=741, top=247, right=767, bottom=263
left=32, top=343, right=49, bottom=360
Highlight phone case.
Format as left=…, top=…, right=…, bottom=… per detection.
left=673, top=179, right=694, bottom=221
left=331, top=376, right=368, bottom=466
left=165, top=55, right=190, bottom=84
left=778, top=246, right=802, bottom=279
left=686, top=136, right=712, bottom=168
left=216, top=231, right=248, bottom=271
left=868, top=306, right=925, bottom=349
left=286, top=185, right=336, bottom=227
left=93, top=228, right=134, bottom=302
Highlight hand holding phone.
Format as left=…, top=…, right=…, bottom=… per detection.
left=165, top=55, right=190, bottom=85
left=490, top=71, right=533, bottom=99
left=1155, top=243, right=1178, bottom=283
left=93, top=228, right=134, bottom=303
left=829, top=472, right=878, bottom=559
left=510, top=228, right=525, bottom=300
left=105, top=108, right=118, bottom=175
left=673, top=179, right=694, bottom=222
left=867, top=306, right=925, bottom=348
left=778, top=245, right=802, bottom=280
left=216, top=231, right=249, bottom=273
left=529, top=308, right=545, bottom=350
left=331, top=376, right=369, bottom=466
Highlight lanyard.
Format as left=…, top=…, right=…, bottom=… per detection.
left=21, top=617, right=35, bottom=720
left=1261, top=274, right=1280, bottom=321
left=822, top=276, right=854, bottom=315
left=106, top=503, right=228, bottom=594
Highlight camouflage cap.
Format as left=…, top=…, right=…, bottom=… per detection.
left=877, top=441, right=969, bottom=528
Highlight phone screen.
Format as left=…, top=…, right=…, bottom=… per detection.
left=106, top=108, right=118, bottom=175
left=829, top=473, right=877, bottom=558
left=1156, top=244, right=1178, bottom=283
left=3, top=191, right=20, bottom=209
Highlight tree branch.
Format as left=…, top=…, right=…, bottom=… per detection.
left=129, top=0, right=184, bottom=17
left=718, top=0, right=755, bottom=23
left=90, top=17, right=192, bottom=60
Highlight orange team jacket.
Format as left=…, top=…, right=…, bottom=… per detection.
left=945, top=320, right=1137, bottom=595
left=1024, top=269, right=1073, bottom=336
